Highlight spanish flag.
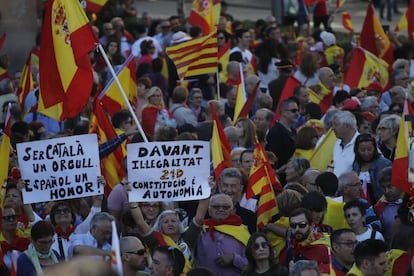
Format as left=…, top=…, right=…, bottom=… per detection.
left=39, top=0, right=98, bottom=121
left=344, top=47, right=389, bottom=89
left=342, top=12, right=354, bottom=33
left=98, top=55, right=137, bottom=116
left=85, top=0, right=108, bottom=13
left=0, top=103, right=11, bottom=207
left=218, top=41, right=230, bottom=83
left=166, top=32, right=217, bottom=80
left=233, top=63, right=246, bottom=124
left=394, top=0, right=414, bottom=40
left=360, top=3, right=394, bottom=66
left=90, top=100, right=126, bottom=193
left=188, top=0, right=221, bottom=35
left=210, top=101, right=232, bottom=180
left=336, top=0, right=346, bottom=9
left=270, top=76, right=301, bottom=126
left=16, top=51, right=35, bottom=113
left=392, top=101, right=414, bottom=196
left=309, top=128, right=337, bottom=172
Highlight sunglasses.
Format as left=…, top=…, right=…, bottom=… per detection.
left=286, top=108, right=299, bottom=113
left=2, top=215, right=18, bottom=222
left=210, top=205, right=232, bottom=210
left=290, top=222, right=308, bottom=229
left=253, top=241, right=269, bottom=250
left=125, top=249, right=146, bottom=256
left=55, top=208, right=70, bottom=215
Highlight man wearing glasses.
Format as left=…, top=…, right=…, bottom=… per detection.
left=282, top=207, right=330, bottom=266
left=120, top=236, right=149, bottom=276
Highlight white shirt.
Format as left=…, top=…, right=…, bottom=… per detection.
left=68, top=231, right=111, bottom=258
left=230, top=46, right=253, bottom=64
left=131, top=36, right=163, bottom=59
left=356, top=228, right=384, bottom=242
left=333, top=131, right=359, bottom=177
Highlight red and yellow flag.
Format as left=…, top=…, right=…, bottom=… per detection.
left=247, top=140, right=279, bottom=229
left=90, top=100, right=126, bottom=193
left=392, top=102, right=414, bottom=196
left=342, top=12, right=354, bottom=33
left=309, top=128, right=337, bottom=172
left=0, top=34, right=6, bottom=51
left=218, top=41, right=230, bottom=82
left=16, top=51, right=35, bottom=113
left=344, top=47, right=389, bottom=89
left=39, top=0, right=98, bottom=121
left=85, top=0, right=108, bottom=13
left=360, top=3, right=393, bottom=66
left=270, top=76, right=301, bottom=126
left=336, top=0, right=346, bottom=9
left=166, top=32, right=217, bottom=80
left=98, top=55, right=137, bottom=116
left=210, top=101, right=232, bottom=180
left=0, top=103, right=12, bottom=207
left=111, top=221, right=123, bottom=276
left=394, top=0, right=414, bottom=40
left=188, top=0, right=221, bottom=35
left=233, top=64, right=246, bottom=124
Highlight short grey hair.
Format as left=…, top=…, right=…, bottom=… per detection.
left=377, top=114, right=400, bottom=137
left=333, top=110, right=357, bottom=131
left=360, top=96, right=378, bottom=112
left=323, top=108, right=339, bottom=130
left=90, top=212, right=115, bottom=229
left=290, top=260, right=321, bottom=276
left=219, top=167, right=242, bottom=185
left=338, top=171, right=359, bottom=193
left=152, top=209, right=184, bottom=234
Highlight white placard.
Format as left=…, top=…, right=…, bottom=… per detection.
left=16, top=134, right=102, bottom=204
left=127, top=141, right=210, bottom=202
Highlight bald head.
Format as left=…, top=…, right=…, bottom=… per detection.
left=318, top=67, right=335, bottom=89
left=120, top=236, right=144, bottom=253
left=227, top=61, right=240, bottom=79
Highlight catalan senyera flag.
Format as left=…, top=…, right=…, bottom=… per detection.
left=247, top=140, right=279, bottom=229
left=90, top=100, right=126, bottom=193
left=342, top=12, right=354, bottom=33
left=233, top=63, right=247, bottom=124
left=344, top=47, right=389, bottom=89
left=16, top=51, right=35, bottom=113
left=111, top=221, right=123, bottom=276
left=392, top=101, right=414, bottom=196
left=0, top=103, right=12, bottom=207
left=270, top=76, right=301, bottom=126
left=360, top=3, right=394, bottom=66
left=394, top=0, right=414, bottom=40
left=309, top=128, right=337, bottom=172
left=98, top=55, right=137, bottom=116
left=336, top=0, right=346, bottom=9
left=166, top=32, right=217, bottom=80
left=85, top=0, right=108, bottom=13
left=210, top=101, right=232, bottom=180
left=0, top=34, right=6, bottom=51
left=188, top=0, right=221, bottom=36
left=39, top=0, right=98, bottom=121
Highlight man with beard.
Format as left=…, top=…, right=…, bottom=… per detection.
left=120, top=236, right=149, bottom=276
left=281, top=207, right=331, bottom=266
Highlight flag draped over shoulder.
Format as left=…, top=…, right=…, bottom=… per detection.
left=247, top=140, right=279, bottom=229
left=394, top=0, right=414, bottom=40
left=39, top=0, right=98, bottom=121
left=90, top=100, right=126, bottom=193
left=392, top=102, right=414, bottom=196
left=17, top=51, right=35, bottom=113
left=360, top=3, right=393, bottom=66
left=188, top=0, right=221, bottom=35
left=98, top=55, right=137, bottom=116
left=210, top=102, right=232, bottom=180
left=166, top=32, right=217, bottom=80
left=111, top=221, right=123, bottom=276
left=85, top=0, right=108, bottom=13
left=0, top=104, right=11, bottom=207
left=344, top=47, right=389, bottom=89
left=309, top=129, right=337, bottom=171
left=342, top=12, right=354, bottom=32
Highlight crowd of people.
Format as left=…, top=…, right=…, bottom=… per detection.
left=1, top=0, right=414, bottom=275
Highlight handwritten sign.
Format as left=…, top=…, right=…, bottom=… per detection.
left=127, top=141, right=210, bottom=202
left=16, top=134, right=102, bottom=204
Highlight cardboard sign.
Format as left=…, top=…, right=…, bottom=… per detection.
left=127, top=141, right=210, bottom=202
left=16, top=134, right=102, bottom=204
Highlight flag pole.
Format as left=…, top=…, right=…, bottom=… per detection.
left=216, top=72, right=221, bottom=102
left=97, top=44, right=148, bottom=143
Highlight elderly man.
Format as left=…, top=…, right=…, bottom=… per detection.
left=69, top=212, right=114, bottom=258
left=120, top=236, right=148, bottom=276
left=196, top=194, right=250, bottom=276
left=254, top=108, right=273, bottom=135
left=331, top=111, right=359, bottom=177
left=218, top=168, right=257, bottom=232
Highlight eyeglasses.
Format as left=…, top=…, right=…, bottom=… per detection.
left=290, top=222, right=308, bottom=229
left=286, top=108, right=299, bottom=113
left=210, top=205, right=232, bottom=210
left=55, top=208, right=71, bottom=215
left=2, top=215, right=18, bottom=222
left=253, top=241, right=269, bottom=250
left=125, top=249, right=146, bottom=256
left=336, top=240, right=358, bottom=247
